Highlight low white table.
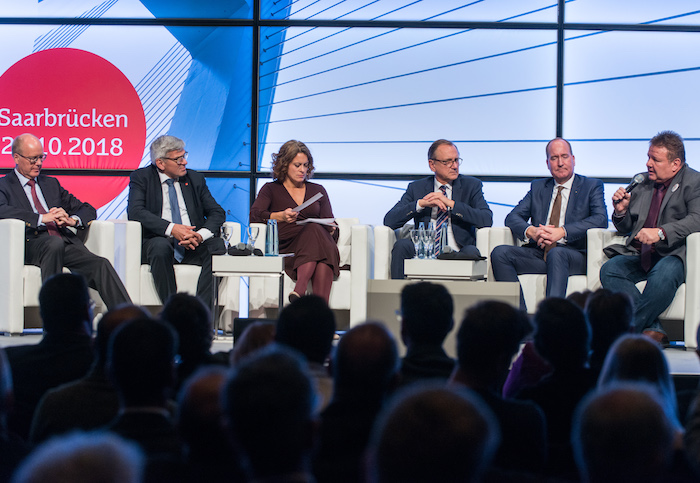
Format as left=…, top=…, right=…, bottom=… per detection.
left=404, top=258, right=487, bottom=281
left=211, top=255, right=285, bottom=335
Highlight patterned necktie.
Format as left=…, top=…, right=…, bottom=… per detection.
left=27, top=179, right=60, bottom=237
left=434, top=185, right=449, bottom=257
left=544, top=186, right=563, bottom=261
left=166, top=178, right=185, bottom=263
left=640, top=183, right=666, bottom=272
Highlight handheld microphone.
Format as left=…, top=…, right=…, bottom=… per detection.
left=613, top=174, right=645, bottom=204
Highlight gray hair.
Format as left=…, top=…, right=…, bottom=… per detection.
left=12, top=431, right=144, bottom=483
left=150, top=135, right=185, bottom=164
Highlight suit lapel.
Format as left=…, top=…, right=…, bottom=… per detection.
left=8, top=171, right=34, bottom=212
left=179, top=173, right=199, bottom=226
left=565, top=174, right=581, bottom=221
left=659, top=166, right=685, bottom=218
left=537, top=178, right=555, bottom=226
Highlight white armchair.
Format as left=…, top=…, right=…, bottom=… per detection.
left=480, top=227, right=588, bottom=313
left=587, top=228, right=700, bottom=347
left=113, top=220, right=241, bottom=326
left=248, top=218, right=373, bottom=326
left=0, top=218, right=116, bottom=334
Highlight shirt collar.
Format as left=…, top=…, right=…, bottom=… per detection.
left=158, top=171, right=178, bottom=184
left=556, top=175, right=575, bottom=191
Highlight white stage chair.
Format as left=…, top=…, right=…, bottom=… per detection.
left=113, top=220, right=241, bottom=327
left=587, top=228, right=700, bottom=348
left=248, top=218, right=373, bottom=326
left=0, top=218, right=115, bottom=334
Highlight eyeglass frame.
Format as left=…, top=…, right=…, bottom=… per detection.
left=161, top=152, right=189, bottom=165
left=15, top=152, right=48, bottom=165
left=430, top=157, right=463, bottom=167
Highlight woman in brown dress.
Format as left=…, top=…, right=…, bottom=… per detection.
left=250, top=140, right=339, bottom=303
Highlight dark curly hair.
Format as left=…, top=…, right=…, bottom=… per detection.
left=271, top=140, right=315, bottom=182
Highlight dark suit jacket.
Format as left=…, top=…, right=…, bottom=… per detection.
left=0, top=170, right=95, bottom=240
left=506, top=174, right=608, bottom=252
left=127, top=164, right=225, bottom=253
left=608, top=164, right=700, bottom=269
left=383, top=175, right=492, bottom=249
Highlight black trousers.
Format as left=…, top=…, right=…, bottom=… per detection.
left=142, top=236, right=214, bottom=307
left=26, top=232, right=131, bottom=310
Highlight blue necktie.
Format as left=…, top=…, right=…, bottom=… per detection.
left=166, top=178, right=185, bottom=263
left=434, top=185, right=449, bottom=256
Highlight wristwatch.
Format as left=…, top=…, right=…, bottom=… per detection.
left=658, top=229, right=666, bottom=241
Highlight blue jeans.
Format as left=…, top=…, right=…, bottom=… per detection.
left=490, top=244, right=586, bottom=310
left=599, top=254, right=684, bottom=334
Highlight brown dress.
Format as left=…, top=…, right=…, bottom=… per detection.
left=250, top=180, right=340, bottom=280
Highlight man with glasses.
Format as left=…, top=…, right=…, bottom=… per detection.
left=384, top=139, right=493, bottom=279
left=127, top=134, right=225, bottom=306
left=0, top=133, right=131, bottom=310
left=490, top=138, right=607, bottom=310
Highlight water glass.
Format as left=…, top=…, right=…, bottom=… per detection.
left=247, top=225, right=260, bottom=253
left=410, top=229, right=421, bottom=259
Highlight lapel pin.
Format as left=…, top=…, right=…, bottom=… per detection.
left=672, top=184, right=679, bottom=192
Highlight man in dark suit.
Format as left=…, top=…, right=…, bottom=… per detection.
left=0, top=133, right=130, bottom=309
left=601, top=131, right=700, bottom=344
left=490, top=138, right=608, bottom=309
left=127, top=135, right=225, bottom=306
left=384, top=139, right=493, bottom=279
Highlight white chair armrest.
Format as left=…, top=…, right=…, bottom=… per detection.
left=373, top=225, right=396, bottom=280
left=349, top=224, right=373, bottom=325
left=684, top=232, right=700, bottom=347
left=111, top=220, right=142, bottom=303
left=0, top=219, right=26, bottom=333
left=478, top=227, right=515, bottom=281
left=586, top=228, right=628, bottom=291
left=84, top=220, right=115, bottom=264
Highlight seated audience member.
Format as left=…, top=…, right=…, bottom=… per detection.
left=490, top=138, right=607, bottom=310
left=366, top=384, right=499, bottom=483
left=449, top=300, right=546, bottom=474
left=0, top=348, right=29, bottom=482
left=6, top=273, right=95, bottom=440
left=314, top=322, right=399, bottom=483
left=276, top=295, right=336, bottom=410
left=0, top=133, right=131, bottom=309
left=383, top=139, right=492, bottom=279
left=29, top=304, right=148, bottom=444
left=584, top=289, right=634, bottom=378
left=177, top=366, right=245, bottom=483
left=573, top=384, right=675, bottom=483
left=600, top=131, right=700, bottom=345
left=398, top=282, right=455, bottom=386
left=223, top=345, right=318, bottom=482
left=230, top=321, right=276, bottom=366
left=160, top=293, right=219, bottom=389
left=104, top=317, right=184, bottom=478
left=598, top=334, right=682, bottom=431
left=11, top=432, right=144, bottom=483
left=516, top=298, right=596, bottom=478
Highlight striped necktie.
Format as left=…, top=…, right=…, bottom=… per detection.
left=434, top=185, right=448, bottom=256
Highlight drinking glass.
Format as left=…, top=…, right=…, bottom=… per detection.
left=247, top=225, right=260, bottom=253
left=422, top=228, right=435, bottom=259
left=222, top=225, right=233, bottom=255
left=410, top=229, right=421, bottom=259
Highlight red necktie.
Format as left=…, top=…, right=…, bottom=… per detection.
left=640, top=183, right=666, bottom=271
left=27, top=179, right=61, bottom=237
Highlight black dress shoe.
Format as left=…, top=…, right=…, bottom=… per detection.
left=288, top=291, right=300, bottom=303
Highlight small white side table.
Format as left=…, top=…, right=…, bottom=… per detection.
left=404, top=258, right=487, bottom=281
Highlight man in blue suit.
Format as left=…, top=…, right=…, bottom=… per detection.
left=384, top=139, right=493, bottom=279
left=490, top=138, right=608, bottom=309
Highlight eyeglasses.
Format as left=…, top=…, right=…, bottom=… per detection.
left=15, top=153, right=47, bottom=164
left=162, top=152, right=188, bottom=165
left=431, top=157, right=463, bottom=167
